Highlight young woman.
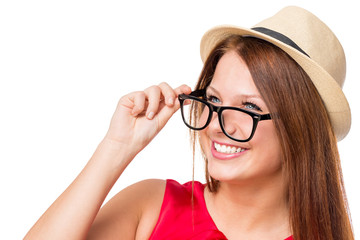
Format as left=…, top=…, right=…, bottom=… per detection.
left=25, top=6, right=354, bottom=240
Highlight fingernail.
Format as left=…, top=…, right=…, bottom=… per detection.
left=147, top=111, right=154, bottom=120
left=168, top=97, right=174, bottom=105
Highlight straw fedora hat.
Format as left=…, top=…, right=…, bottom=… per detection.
left=200, top=6, right=351, bottom=141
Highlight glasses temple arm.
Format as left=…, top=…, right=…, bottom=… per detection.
left=189, top=89, right=206, bottom=97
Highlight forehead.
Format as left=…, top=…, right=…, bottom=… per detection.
left=210, top=51, right=260, bottom=97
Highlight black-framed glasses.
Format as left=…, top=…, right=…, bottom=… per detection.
left=178, top=89, right=272, bottom=142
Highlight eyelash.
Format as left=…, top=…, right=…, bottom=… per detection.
left=205, top=95, right=220, bottom=103
left=243, top=101, right=262, bottom=111
left=205, top=94, right=263, bottom=112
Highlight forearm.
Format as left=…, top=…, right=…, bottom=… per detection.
left=24, top=83, right=191, bottom=239
left=24, top=139, right=135, bottom=240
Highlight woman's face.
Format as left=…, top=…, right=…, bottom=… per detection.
left=199, top=50, right=283, bottom=184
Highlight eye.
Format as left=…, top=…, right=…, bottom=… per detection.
left=206, top=95, right=221, bottom=104
left=243, top=101, right=262, bottom=112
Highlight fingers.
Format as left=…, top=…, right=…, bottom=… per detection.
left=151, top=83, right=192, bottom=128
left=142, top=86, right=160, bottom=120
left=143, top=82, right=191, bottom=119
left=158, top=82, right=176, bottom=106
left=173, top=84, right=192, bottom=107
left=128, top=82, right=192, bottom=120
left=130, top=92, right=146, bottom=116
left=174, top=84, right=192, bottom=96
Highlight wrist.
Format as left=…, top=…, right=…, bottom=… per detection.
left=91, top=138, right=137, bottom=174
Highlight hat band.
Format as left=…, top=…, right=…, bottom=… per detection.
left=251, top=27, right=310, bottom=58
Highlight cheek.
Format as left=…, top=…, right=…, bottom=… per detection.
left=251, top=122, right=282, bottom=165
left=199, top=108, right=210, bottom=127
left=199, top=130, right=209, bottom=152
left=253, top=120, right=279, bottom=144
left=198, top=128, right=215, bottom=162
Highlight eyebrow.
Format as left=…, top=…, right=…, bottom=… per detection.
left=207, top=86, right=263, bottom=100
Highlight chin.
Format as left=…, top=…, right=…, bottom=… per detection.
left=207, top=159, right=250, bottom=183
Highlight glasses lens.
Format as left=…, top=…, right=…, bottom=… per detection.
left=221, top=109, right=254, bottom=141
left=181, top=98, right=210, bottom=129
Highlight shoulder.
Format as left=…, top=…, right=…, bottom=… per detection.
left=88, top=179, right=166, bottom=239
left=125, top=178, right=167, bottom=198
left=102, top=178, right=166, bottom=212
left=129, top=179, right=167, bottom=239
left=137, top=179, right=204, bottom=238
left=120, top=178, right=167, bottom=217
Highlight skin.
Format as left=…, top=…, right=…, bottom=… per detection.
left=200, top=51, right=290, bottom=239
left=24, top=82, right=192, bottom=240
left=24, top=51, right=290, bottom=240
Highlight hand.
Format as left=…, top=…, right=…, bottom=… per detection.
left=104, top=82, right=191, bottom=158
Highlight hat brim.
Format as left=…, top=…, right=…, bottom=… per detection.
left=200, top=25, right=351, bottom=141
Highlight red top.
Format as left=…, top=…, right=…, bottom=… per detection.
left=149, top=179, right=293, bottom=240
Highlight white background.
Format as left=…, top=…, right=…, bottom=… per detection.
left=0, top=0, right=359, bottom=239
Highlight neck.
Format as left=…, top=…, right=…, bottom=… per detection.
left=205, top=172, right=290, bottom=237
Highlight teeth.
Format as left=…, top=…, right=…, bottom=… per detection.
left=214, top=142, right=245, bottom=154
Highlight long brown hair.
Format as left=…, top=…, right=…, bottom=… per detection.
left=191, top=35, right=354, bottom=240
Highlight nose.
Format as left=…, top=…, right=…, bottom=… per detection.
left=207, top=112, right=237, bottom=138
left=219, top=114, right=238, bottom=136
left=222, top=120, right=237, bottom=136
left=208, top=111, right=248, bottom=141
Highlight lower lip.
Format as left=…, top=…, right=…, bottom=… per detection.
left=211, top=142, right=247, bottom=160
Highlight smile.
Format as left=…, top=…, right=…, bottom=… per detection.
left=214, top=142, right=246, bottom=154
